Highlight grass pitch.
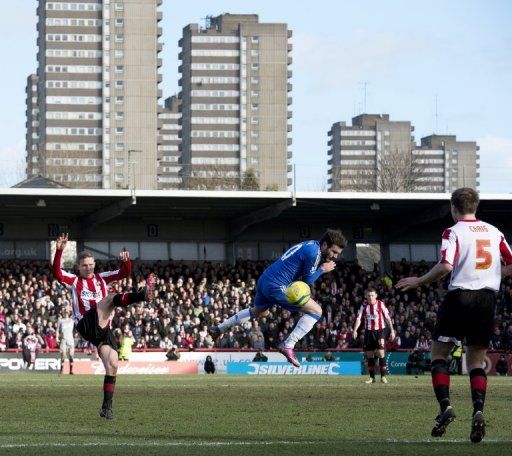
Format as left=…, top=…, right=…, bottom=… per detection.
left=0, top=374, right=511, bottom=455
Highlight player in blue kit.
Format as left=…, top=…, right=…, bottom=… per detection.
left=210, top=229, right=346, bottom=367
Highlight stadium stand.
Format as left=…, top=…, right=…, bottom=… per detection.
left=0, top=259, right=511, bottom=352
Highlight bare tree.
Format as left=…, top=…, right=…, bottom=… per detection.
left=331, top=147, right=422, bottom=192
left=377, top=147, right=422, bottom=192
left=181, top=164, right=240, bottom=190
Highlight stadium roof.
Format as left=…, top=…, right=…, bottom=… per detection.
left=1, top=189, right=511, bottom=234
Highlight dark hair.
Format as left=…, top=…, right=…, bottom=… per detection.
left=319, top=229, right=347, bottom=249
left=451, top=188, right=479, bottom=215
left=77, top=250, right=95, bottom=263
left=366, top=287, right=377, bottom=294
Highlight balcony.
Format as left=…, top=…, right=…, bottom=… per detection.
left=287, top=151, right=293, bottom=159
left=157, top=58, right=163, bottom=68
left=287, top=57, right=292, bottom=65
left=287, top=97, right=292, bottom=106
left=287, top=137, right=292, bottom=146
left=288, top=30, right=293, bottom=38
left=328, top=159, right=333, bottom=166
left=288, top=43, right=293, bottom=52
left=287, top=70, right=293, bottom=79
left=287, top=83, right=293, bottom=92
left=287, top=177, right=293, bottom=186
left=287, top=164, right=293, bottom=173
left=287, top=124, right=292, bottom=132
left=287, top=111, right=292, bottom=119
left=157, top=11, right=163, bottom=21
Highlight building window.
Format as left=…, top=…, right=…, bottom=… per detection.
left=115, top=19, right=124, bottom=27
left=251, top=63, right=259, bottom=70
left=115, top=143, right=124, bottom=151
left=251, top=36, right=259, bottom=44
left=115, top=34, right=124, bottom=42
left=115, top=112, right=124, bottom=120
left=115, top=80, right=124, bottom=88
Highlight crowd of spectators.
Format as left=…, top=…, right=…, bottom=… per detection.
left=0, top=257, right=511, bottom=353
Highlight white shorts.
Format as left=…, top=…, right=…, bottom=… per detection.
left=60, top=339, right=75, bottom=354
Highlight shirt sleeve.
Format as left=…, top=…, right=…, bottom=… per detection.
left=499, top=234, right=512, bottom=265
left=356, top=305, right=363, bottom=320
left=300, top=243, right=323, bottom=285
left=52, top=249, right=76, bottom=285
left=440, top=228, right=458, bottom=266
left=99, top=259, right=132, bottom=284
left=381, top=302, right=391, bottom=322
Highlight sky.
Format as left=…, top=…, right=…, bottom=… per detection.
left=0, top=0, right=511, bottom=192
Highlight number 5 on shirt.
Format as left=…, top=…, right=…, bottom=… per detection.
left=476, top=239, right=492, bottom=270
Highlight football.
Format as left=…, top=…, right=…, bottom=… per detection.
left=285, top=281, right=311, bottom=306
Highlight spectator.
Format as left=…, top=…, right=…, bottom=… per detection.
left=166, top=346, right=180, bottom=361
left=253, top=350, right=268, bottom=362
left=119, top=331, right=135, bottom=361
left=406, top=349, right=426, bottom=376
left=204, top=355, right=215, bottom=374
left=496, top=354, right=508, bottom=376
left=45, top=329, right=58, bottom=350
left=322, top=351, right=335, bottom=362
left=0, top=332, right=7, bottom=351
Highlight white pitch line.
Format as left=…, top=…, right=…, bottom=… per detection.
left=1, top=439, right=512, bottom=448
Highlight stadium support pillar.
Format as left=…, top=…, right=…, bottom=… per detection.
left=380, top=242, right=391, bottom=274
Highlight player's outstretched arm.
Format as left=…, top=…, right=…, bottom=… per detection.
left=396, top=262, right=452, bottom=291
left=53, top=233, right=75, bottom=284
left=100, top=250, right=132, bottom=283
left=56, top=233, right=68, bottom=251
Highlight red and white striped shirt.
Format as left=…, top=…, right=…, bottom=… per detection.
left=440, top=219, right=512, bottom=291
left=356, top=300, right=391, bottom=331
left=52, top=249, right=131, bottom=321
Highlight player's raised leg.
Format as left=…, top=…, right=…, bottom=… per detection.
left=430, top=341, right=456, bottom=437
left=212, top=306, right=258, bottom=338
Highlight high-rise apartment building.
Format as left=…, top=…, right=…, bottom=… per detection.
left=328, top=114, right=414, bottom=192
left=26, top=0, right=162, bottom=189
left=26, top=74, right=40, bottom=177
left=178, top=14, right=292, bottom=190
left=157, top=95, right=182, bottom=189
left=414, top=135, right=479, bottom=192
left=327, top=114, right=478, bottom=193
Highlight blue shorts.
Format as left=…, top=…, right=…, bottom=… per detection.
left=254, top=277, right=304, bottom=312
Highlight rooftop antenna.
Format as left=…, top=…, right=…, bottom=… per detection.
left=359, top=81, right=369, bottom=113
left=200, top=15, right=213, bottom=31
left=434, top=94, right=438, bottom=133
